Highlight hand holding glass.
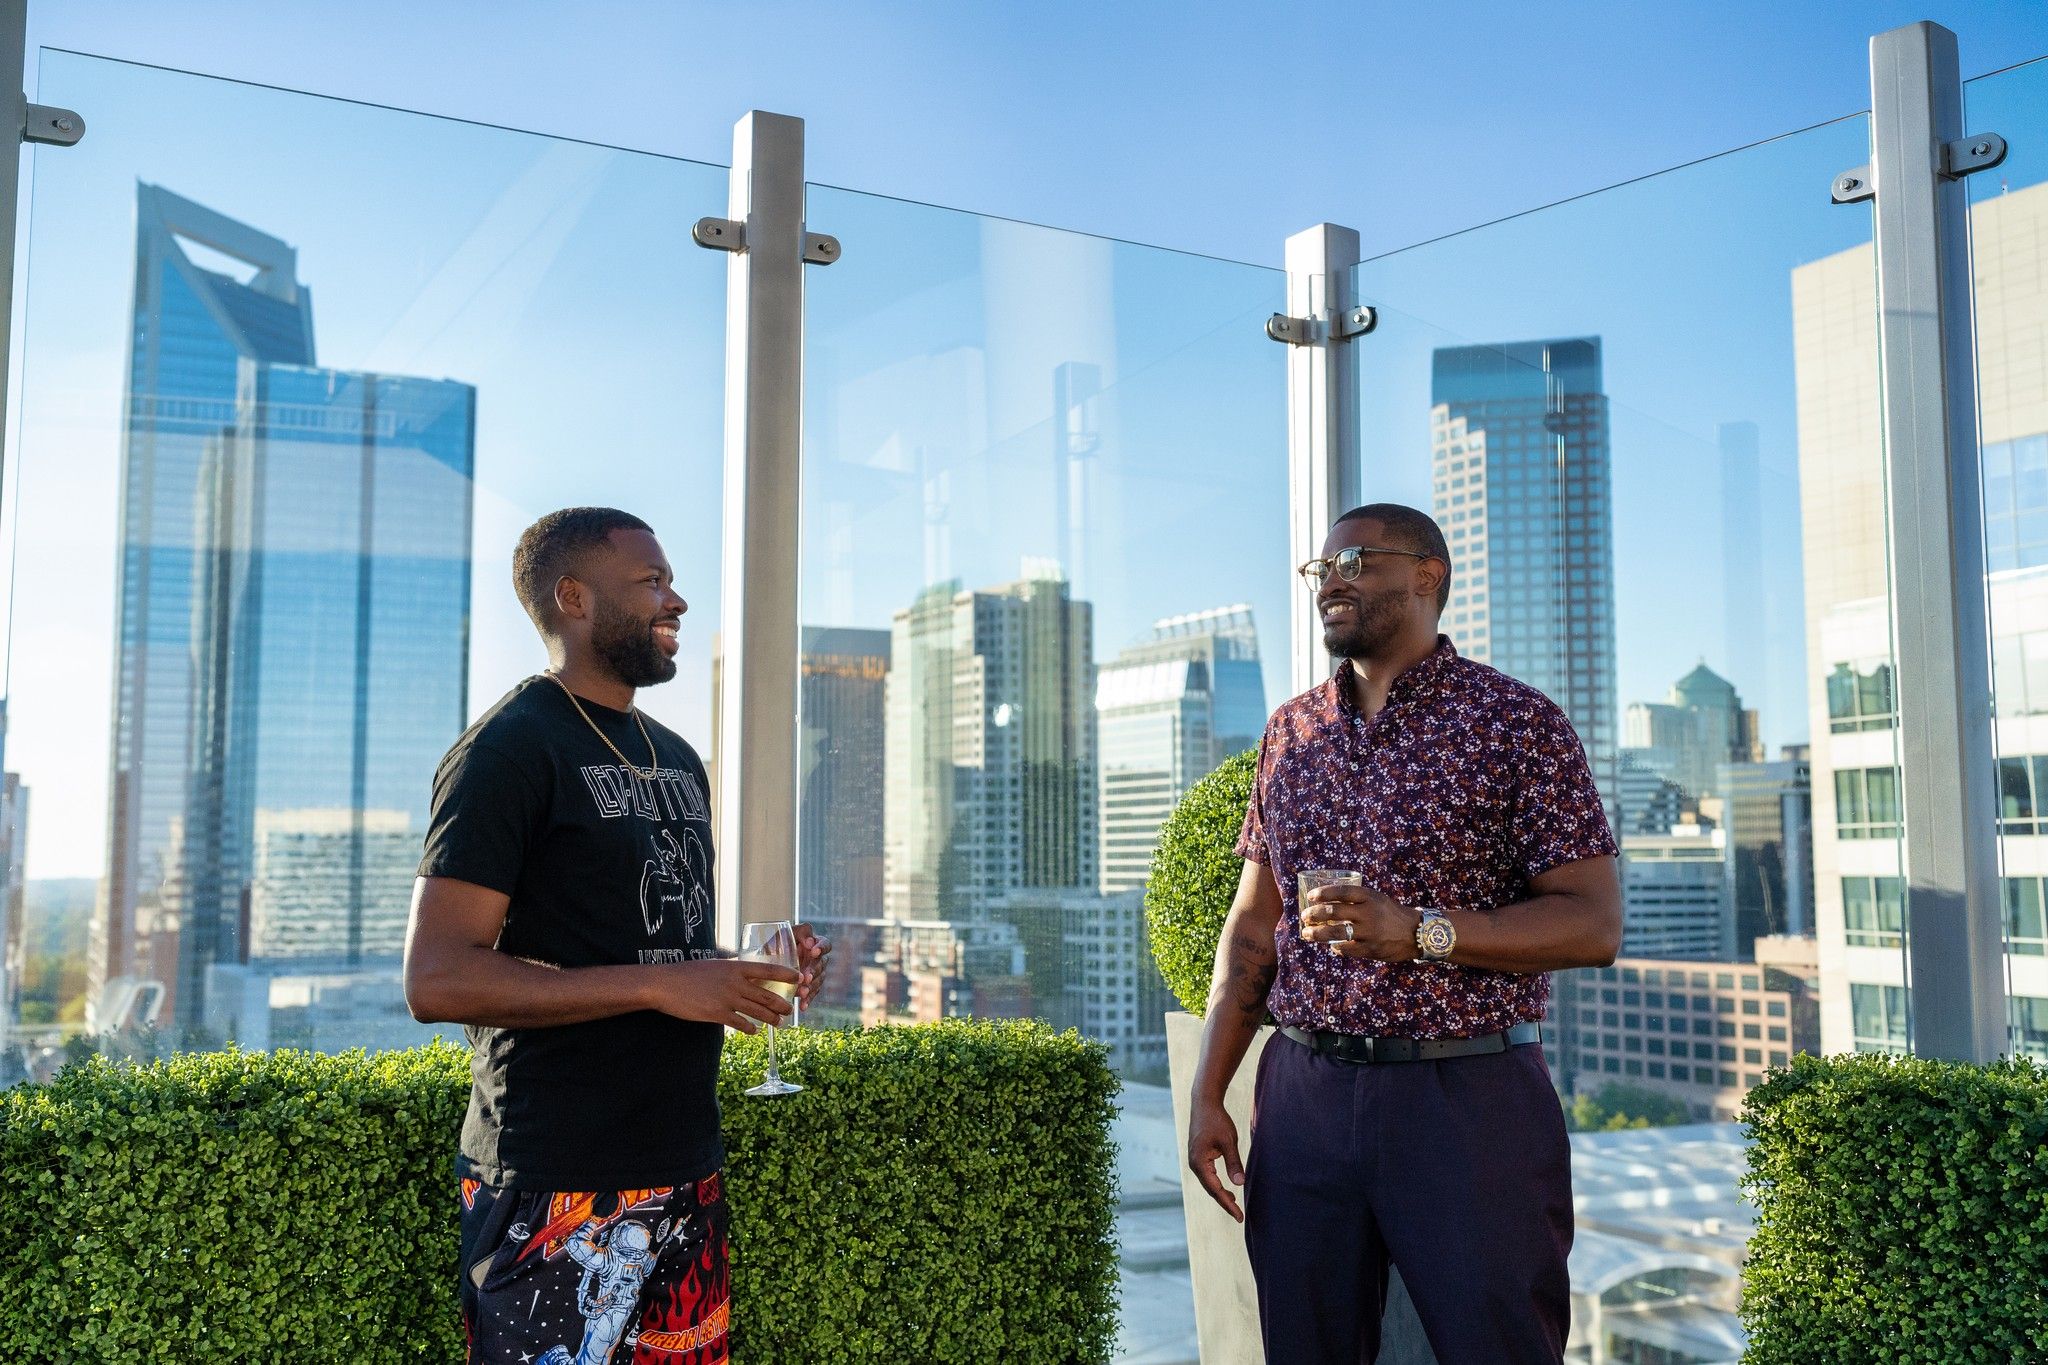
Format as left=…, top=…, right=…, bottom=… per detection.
left=1297, top=869, right=1362, bottom=941
left=741, top=921, right=803, bottom=1097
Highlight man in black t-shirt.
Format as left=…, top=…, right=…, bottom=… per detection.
left=406, top=506, right=829, bottom=1365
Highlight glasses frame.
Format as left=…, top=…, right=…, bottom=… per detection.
left=1297, top=545, right=1441, bottom=589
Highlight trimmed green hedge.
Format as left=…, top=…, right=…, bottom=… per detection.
left=1740, top=1051, right=2048, bottom=1363
left=1144, top=747, right=1257, bottom=1015
left=0, top=1019, right=1119, bottom=1363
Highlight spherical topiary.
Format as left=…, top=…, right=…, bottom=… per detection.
left=1145, top=747, right=1258, bottom=1016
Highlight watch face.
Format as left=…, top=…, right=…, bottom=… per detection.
left=1420, top=917, right=1456, bottom=958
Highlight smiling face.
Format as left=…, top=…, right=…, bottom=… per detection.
left=577, top=528, right=688, bottom=688
left=1315, top=517, right=1442, bottom=660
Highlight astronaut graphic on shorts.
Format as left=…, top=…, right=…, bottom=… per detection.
left=535, top=1218, right=656, bottom=1365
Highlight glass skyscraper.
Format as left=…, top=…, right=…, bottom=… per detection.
left=1431, top=338, right=1619, bottom=807
left=92, top=186, right=475, bottom=1034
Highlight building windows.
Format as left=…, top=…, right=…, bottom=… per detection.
left=1998, top=755, right=2048, bottom=835
left=1982, top=435, right=2048, bottom=571
left=1836, top=767, right=1903, bottom=839
left=2005, top=877, right=2048, bottom=956
left=1843, top=875, right=1906, bottom=948
left=1851, top=982, right=1910, bottom=1054
left=1992, top=627, right=2048, bottom=716
left=1826, top=659, right=1896, bottom=733
left=2014, top=996, right=2048, bottom=1060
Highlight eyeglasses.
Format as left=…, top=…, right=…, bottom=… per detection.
left=1297, top=545, right=1441, bottom=589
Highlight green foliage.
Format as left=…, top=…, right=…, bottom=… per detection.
left=1564, top=1082, right=1693, bottom=1132
left=721, top=1020, right=1119, bottom=1364
left=1144, top=748, right=1258, bottom=1015
left=1740, top=1051, right=2048, bottom=1363
left=0, top=1020, right=1119, bottom=1364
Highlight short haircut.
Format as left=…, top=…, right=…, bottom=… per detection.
left=1334, top=502, right=1453, bottom=612
left=512, top=507, right=653, bottom=632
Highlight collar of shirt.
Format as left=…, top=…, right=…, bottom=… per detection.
left=1329, top=634, right=1460, bottom=721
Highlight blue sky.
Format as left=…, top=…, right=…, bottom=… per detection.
left=8, top=3, right=2047, bottom=880
left=28, top=1, right=2048, bottom=262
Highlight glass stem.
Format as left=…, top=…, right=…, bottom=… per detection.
left=765, top=1023, right=780, bottom=1084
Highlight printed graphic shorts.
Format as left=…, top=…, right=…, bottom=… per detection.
left=459, top=1171, right=730, bottom=1365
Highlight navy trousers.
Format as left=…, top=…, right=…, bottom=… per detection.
left=1243, top=1032, right=1573, bottom=1365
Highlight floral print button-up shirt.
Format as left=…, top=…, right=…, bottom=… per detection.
left=1235, top=636, right=1617, bottom=1039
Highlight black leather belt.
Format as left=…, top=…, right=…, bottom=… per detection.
left=1280, top=1021, right=1542, bottom=1064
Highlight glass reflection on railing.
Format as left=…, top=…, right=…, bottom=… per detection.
left=1966, top=56, right=2048, bottom=1061
left=2, top=52, right=728, bottom=1074
left=1349, top=110, right=1883, bottom=1365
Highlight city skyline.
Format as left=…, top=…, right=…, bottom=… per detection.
left=87, top=185, right=476, bottom=1033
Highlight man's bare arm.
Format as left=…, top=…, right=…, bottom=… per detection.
left=1441, top=855, right=1623, bottom=972
left=1194, top=859, right=1284, bottom=1095
left=1186, top=858, right=1283, bottom=1222
left=402, top=875, right=794, bottom=1032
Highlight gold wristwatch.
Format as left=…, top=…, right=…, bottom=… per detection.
left=1414, top=908, right=1456, bottom=961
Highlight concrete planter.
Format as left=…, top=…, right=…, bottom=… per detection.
left=1164, top=1010, right=1437, bottom=1364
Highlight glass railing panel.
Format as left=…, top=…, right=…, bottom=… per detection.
left=1349, top=112, right=1883, bottom=1361
left=799, top=182, right=1286, bottom=1363
left=2, top=51, right=729, bottom=1069
left=1965, top=56, right=2048, bottom=1060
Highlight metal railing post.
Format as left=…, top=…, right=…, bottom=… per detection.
left=1269, top=224, right=1366, bottom=698
left=1, top=0, right=84, bottom=492
left=694, top=112, right=838, bottom=945
left=1845, top=20, right=2009, bottom=1061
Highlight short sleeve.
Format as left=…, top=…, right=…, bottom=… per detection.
left=418, top=740, right=548, bottom=896
left=1509, top=700, right=1618, bottom=881
left=1233, top=732, right=1271, bottom=866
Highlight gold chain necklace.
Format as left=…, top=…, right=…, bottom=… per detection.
left=545, top=671, right=659, bottom=780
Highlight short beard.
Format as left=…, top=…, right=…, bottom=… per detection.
left=1321, top=586, right=1410, bottom=660
left=589, top=594, right=676, bottom=689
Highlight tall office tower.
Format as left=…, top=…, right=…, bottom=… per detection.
left=1096, top=605, right=1265, bottom=895
left=1796, top=180, right=2048, bottom=1057
left=884, top=561, right=1096, bottom=924
left=93, top=186, right=475, bottom=1034
left=245, top=810, right=419, bottom=962
left=1431, top=340, right=1618, bottom=810
left=1623, top=664, right=1762, bottom=804
left=1620, top=825, right=1735, bottom=960
left=1718, top=748, right=1815, bottom=956
left=797, top=627, right=891, bottom=921
left=1719, top=422, right=1767, bottom=700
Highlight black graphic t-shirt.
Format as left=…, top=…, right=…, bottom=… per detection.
left=420, top=676, right=723, bottom=1191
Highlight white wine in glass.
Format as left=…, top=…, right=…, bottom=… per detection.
left=741, top=920, right=803, bottom=1097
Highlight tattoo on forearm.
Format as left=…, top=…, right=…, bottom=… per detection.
left=1209, top=930, right=1277, bottom=1020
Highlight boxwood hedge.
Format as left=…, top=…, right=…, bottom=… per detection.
left=1740, top=1050, right=2048, bottom=1363
left=0, top=1018, right=1118, bottom=1363
left=1143, top=747, right=1257, bottom=1016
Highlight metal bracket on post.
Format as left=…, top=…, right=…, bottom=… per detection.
left=1279, top=224, right=1365, bottom=699
left=24, top=103, right=82, bottom=146
left=1267, top=305, right=1376, bottom=346
left=691, top=218, right=841, bottom=265
left=1853, top=21, right=2009, bottom=1063
left=1831, top=134, right=2007, bottom=204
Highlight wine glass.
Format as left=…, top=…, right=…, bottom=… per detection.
left=740, top=920, right=803, bottom=1097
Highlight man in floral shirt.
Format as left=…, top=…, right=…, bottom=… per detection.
left=1186, top=503, right=1621, bottom=1365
